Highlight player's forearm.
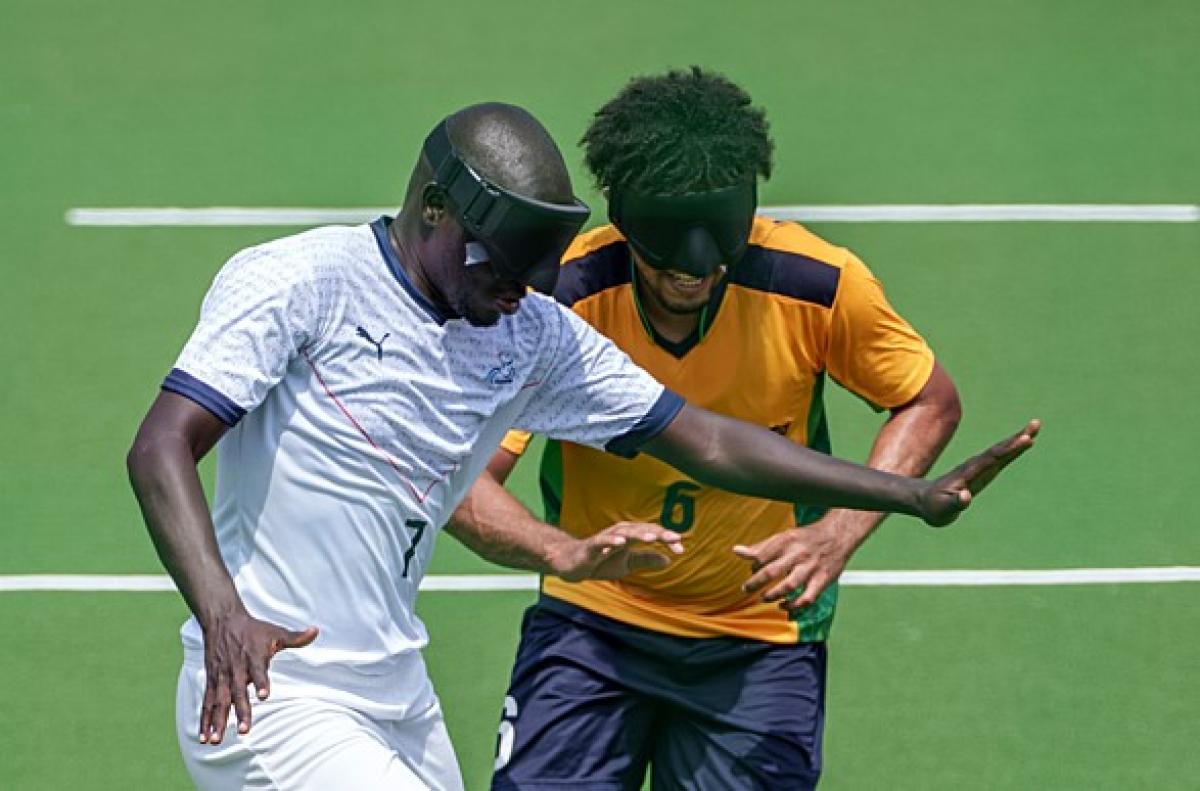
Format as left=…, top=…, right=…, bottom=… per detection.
left=127, top=434, right=244, bottom=627
left=446, top=472, right=572, bottom=574
left=644, top=405, right=927, bottom=518
left=826, top=363, right=963, bottom=544
left=821, top=397, right=962, bottom=547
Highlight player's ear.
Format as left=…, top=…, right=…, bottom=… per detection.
left=421, top=183, right=447, bottom=226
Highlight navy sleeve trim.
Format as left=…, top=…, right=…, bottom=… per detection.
left=604, top=388, right=686, bottom=459
left=162, top=368, right=246, bottom=427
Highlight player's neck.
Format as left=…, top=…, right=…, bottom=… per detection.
left=388, top=218, right=454, bottom=317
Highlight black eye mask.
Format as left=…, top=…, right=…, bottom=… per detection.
left=422, top=120, right=590, bottom=294
left=609, top=181, right=756, bottom=277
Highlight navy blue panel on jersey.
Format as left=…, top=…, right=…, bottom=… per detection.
left=162, top=368, right=246, bottom=426
left=732, top=246, right=840, bottom=308
left=554, top=242, right=633, bottom=307
left=491, top=598, right=825, bottom=791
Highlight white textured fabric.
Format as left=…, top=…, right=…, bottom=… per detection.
left=169, top=220, right=669, bottom=718
left=177, top=656, right=465, bottom=790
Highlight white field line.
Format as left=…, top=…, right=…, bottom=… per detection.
left=64, top=204, right=1200, bottom=227
left=2, top=568, right=1198, bottom=593
left=767, top=204, right=1200, bottom=223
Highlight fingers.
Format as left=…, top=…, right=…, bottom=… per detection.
left=989, top=419, right=1040, bottom=455
left=568, top=523, right=688, bottom=581
left=623, top=550, right=671, bottom=573
left=925, top=419, right=1043, bottom=526
left=735, top=535, right=794, bottom=594
left=763, top=563, right=821, bottom=603
left=961, top=422, right=1039, bottom=496
left=231, top=667, right=253, bottom=735
left=742, top=555, right=797, bottom=595
left=250, top=659, right=271, bottom=702
left=781, top=570, right=834, bottom=612
left=731, top=543, right=763, bottom=566
left=988, top=419, right=1041, bottom=462
left=198, top=675, right=216, bottom=744
left=200, top=672, right=233, bottom=745
left=734, top=529, right=847, bottom=612
left=276, top=626, right=319, bottom=653
left=985, top=420, right=1040, bottom=467
left=199, top=620, right=318, bottom=745
left=597, top=523, right=684, bottom=554
left=732, top=533, right=784, bottom=569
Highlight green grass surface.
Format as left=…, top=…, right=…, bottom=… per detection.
left=4, top=586, right=1197, bottom=789
left=2, top=0, right=1198, bottom=788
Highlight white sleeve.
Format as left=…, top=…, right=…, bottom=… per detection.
left=163, top=246, right=322, bottom=425
left=515, top=302, right=684, bottom=458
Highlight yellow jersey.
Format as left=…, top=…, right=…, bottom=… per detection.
left=503, top=217, right=934, bottom=642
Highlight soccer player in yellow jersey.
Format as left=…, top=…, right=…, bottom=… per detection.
left=450, top=69, right=1014, bottom=790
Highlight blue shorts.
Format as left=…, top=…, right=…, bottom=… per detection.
left=491, top=598, right=826, bottom=791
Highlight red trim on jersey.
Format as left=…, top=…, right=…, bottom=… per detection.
left=301, top=350, right=455, bottom=504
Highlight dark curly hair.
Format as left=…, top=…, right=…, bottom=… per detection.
left=582, top=66, right=773, bottom=196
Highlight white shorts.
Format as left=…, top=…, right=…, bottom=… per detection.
left=176, top=661, right=465, bottom=790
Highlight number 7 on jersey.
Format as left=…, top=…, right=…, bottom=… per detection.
left=402, top=518, right=427, bottom=577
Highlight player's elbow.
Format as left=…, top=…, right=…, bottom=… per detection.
left=125, top=435, right=156, bottom=491
left=940, top=388, right=963, bottom=435
left=923, top=362, right=963, bottom=436
left=125, top=426, right=174, bottom=492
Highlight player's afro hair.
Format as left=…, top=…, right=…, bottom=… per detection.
left=582, top=66, right=773, bottom=196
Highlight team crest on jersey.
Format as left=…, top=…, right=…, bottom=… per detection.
left=486, top=352, right=517, bottom=386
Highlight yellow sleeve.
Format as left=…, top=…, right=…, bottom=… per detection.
left=500, top=429, right=533, bottom=457
left=825, top=252, right=935, bottom=410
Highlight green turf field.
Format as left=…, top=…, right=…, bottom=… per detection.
left=2, top=1, right=1198, bottom=788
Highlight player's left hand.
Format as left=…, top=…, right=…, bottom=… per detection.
left=919, top=419, right=1040, bottom=527
left=549, top=522, right=685, bottom=582
left=734, top=520, right=852, bottom=612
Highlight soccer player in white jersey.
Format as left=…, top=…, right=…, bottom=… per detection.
left=128, top=103, right=1038, bottom=790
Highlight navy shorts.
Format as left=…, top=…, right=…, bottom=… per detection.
left=491, top=598, right=826, bottom=791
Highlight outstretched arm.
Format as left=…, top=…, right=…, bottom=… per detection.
left=127, top=392, right=317, bottom=744
left=447, top=451, right=683, bottom=581
left=640, top=399, right=1037, bottom=527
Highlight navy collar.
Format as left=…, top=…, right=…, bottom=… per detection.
left=371, top=216, right=448, bottom=325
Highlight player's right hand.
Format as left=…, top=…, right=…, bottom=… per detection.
left=199, top=609, right=318, bottom=745
left=549, top=522, right=685, bottom=582
left=919, top=419, right=1041, bottom=527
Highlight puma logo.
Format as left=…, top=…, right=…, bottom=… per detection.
left=356, top=326, right=390, bottom=361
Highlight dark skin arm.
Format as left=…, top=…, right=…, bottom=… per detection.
left=736, top=361, right=963, bottom=611
left=126, top=392, right=317, bottom=745
left=447, top=451, right=685, bottom=580
left=641, top=398, right=1037, bottom=526
left=456, top=389, right=1035, bottom=588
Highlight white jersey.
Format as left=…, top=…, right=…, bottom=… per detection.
left=165, top=218, right=681, bottom=718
